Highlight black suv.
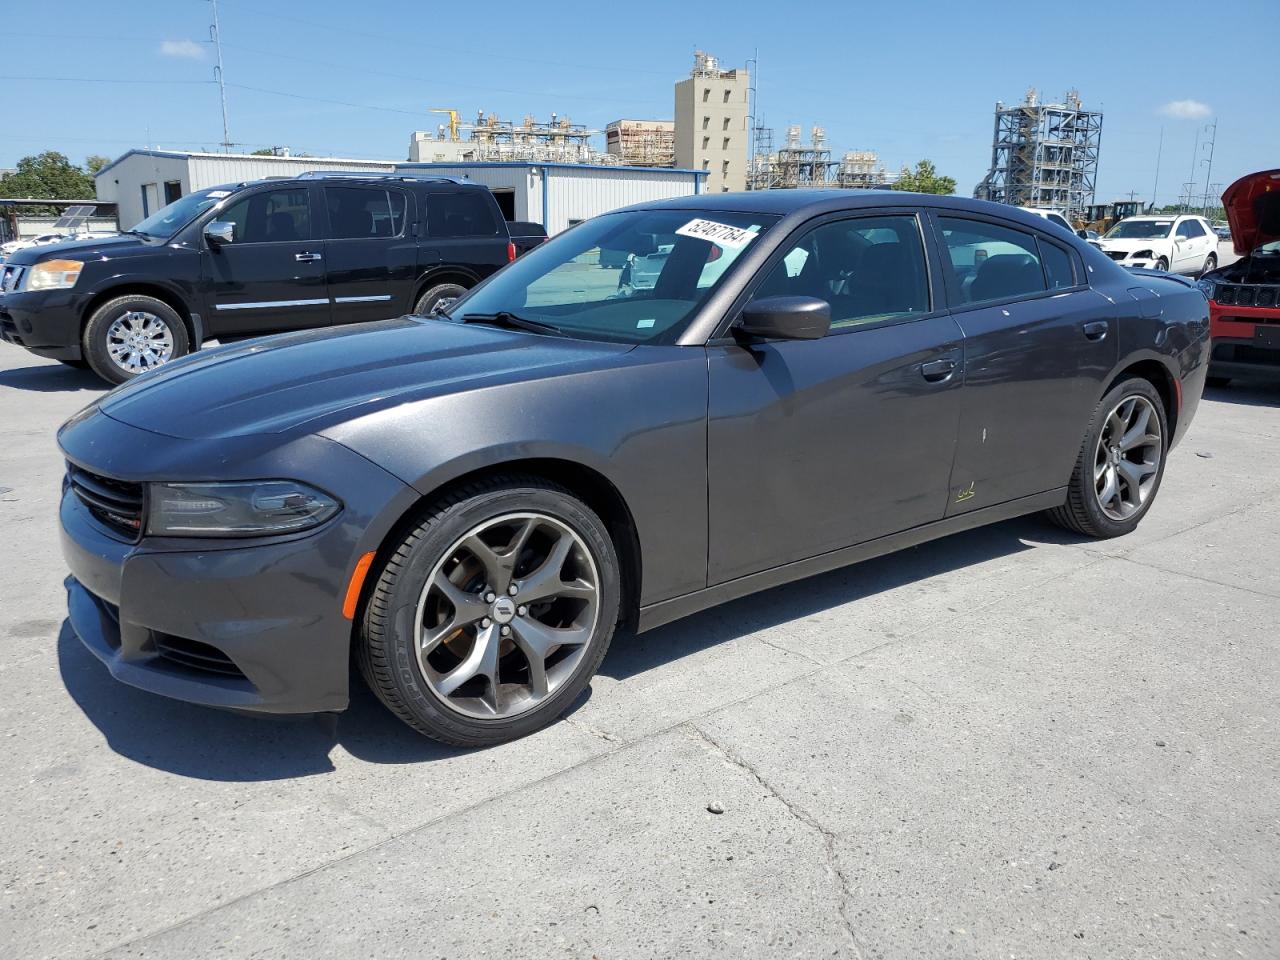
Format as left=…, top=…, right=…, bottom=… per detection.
left=0, top=173, right=545, bottom=383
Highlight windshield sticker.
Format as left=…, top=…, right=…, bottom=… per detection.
left=636, top=318, right=656, bottom=329
left=675, top=218, right=758, bottom=249
left=207, top=190, right=232, bottom=198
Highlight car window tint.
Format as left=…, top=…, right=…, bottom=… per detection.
left=1183, top=219, right=1204, bottom=238
left=218, top=188, right=311, bottom=244
left=426, top=191, right=500, bottom=238
left=1039, top=240, right=1075, bottom=289
left=749, top=216, right=930, bottom=330
left=1049, top=213, right=1072, bottom=232
left=325, top=187, right=406, bottom=239
left=939, top=217, right=1045, bottom=305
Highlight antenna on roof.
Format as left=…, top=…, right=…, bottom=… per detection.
left=209, top=0, right=232, bottom=151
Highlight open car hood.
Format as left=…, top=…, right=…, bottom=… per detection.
left=1223, top=169, right=1280, bottom=255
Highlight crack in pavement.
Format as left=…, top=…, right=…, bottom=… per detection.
left=685, top=723, right=866, bottom=960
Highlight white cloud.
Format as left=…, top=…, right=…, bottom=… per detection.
left=1159, top=99, right=1211, bottom=120
left=159, top=39, right=205, bottom=60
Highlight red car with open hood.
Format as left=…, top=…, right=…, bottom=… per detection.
left=1198, top=169, right=1280, bottom=385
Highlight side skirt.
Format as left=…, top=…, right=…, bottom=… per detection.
left=636, top=488, right=1067, bottom=633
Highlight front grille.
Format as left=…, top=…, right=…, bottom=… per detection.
left=1215, top=283, right=1280, bottom=309
left=67, top=464, right=145, bottom=540
left=1106, top=251, right=1127, bottom=261
left=154, top=633, right=248, bottom=679
left=0, top=263, right=24, bottom=293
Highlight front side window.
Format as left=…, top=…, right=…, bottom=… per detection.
left=217, top=188, right=311, bottom=244
left=325, top=186, right=406, bottom=239
left=448, top=208, right=778, bottom=344
left=426, top=191, right=500, bottom=238
left=939, top=217, right=1046, bottom=305
left=748, top=215, right=930, bottom=329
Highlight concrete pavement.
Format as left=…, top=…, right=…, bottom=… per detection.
left=0, top=346, right=1276, bottom=960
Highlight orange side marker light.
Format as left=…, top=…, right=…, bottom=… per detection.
left=342, top=551, right=377, bottom=620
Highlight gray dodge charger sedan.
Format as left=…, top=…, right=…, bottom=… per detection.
left=58, top=191, right=1210, bottom=745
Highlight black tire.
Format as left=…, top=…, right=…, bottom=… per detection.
left=412, top=282, right=467, bottom=317
left=357, top=475, right=621, bottom=746
left=1200, top=254, right=1217, bottom=277
left=1045, top=377, right=1169, bottom=539
left=1205, top=375, right=1232, bottom=388
left=1154, top=257, right=1169, bottom=272
left=82, top=294, right=189, bottom=385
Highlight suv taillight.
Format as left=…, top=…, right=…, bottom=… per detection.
left=507, top=241, right=516, bottom=263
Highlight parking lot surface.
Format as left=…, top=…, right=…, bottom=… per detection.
left=0, top=339, right=1276, bottom=960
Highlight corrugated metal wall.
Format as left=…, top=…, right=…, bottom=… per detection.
left=544, top=167, right=700, bottom=233
left=187, top=155, right=394, bottom=190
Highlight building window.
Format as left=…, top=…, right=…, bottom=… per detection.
left=723, top=89, right=731, bottom=103
left=722, top=117, right=730, bottom=131
left=702, top=159, right=710, bottom=171
left=702, top=88, right=710, bottom=102
left=723, top=137, right=731, bottom=150
left=702, top=116, right=710, bottom=130
left=702, top=136, right=710, bottom=150
left=722, top=160, right=730, bottom=175
left=163, top=180, right=182, bottom=204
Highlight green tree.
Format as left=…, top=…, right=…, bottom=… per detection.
left=0, top=151, right=96, bottom=200
left=891, top=159, right=956, bottom=195
left=85, top=154, right=111, bottom=175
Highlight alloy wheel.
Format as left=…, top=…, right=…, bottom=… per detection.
left=105, top=311, right=174, bottom=374
left=1093, top=395, right=1162, bottom=521
left=414, top=512, right=600, bottom=720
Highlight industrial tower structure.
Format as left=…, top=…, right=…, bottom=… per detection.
left=973, top=89, right=1103, bottom=220
left=748, top=124, right=889, bottom=190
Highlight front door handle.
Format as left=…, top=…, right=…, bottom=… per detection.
left=920, top=357, right=957, bottom=382
left=1082, top=320, right=1108, bottom=341
left=295, top=251, right=323, bottom=263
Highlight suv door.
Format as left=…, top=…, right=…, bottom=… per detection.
left=422, top=189, right=509, bottom=282
left=932, top=213, right=1117, bottom=514
left=202, top=184, right=329, bottom=336
left=1175, top=217, right=1213, bottom=274
left=321, top=184, right=417, bottom=324
left=706, top=211, right=965, bottom=584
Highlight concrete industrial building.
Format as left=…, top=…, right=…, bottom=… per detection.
left=674, top=51, right=749, bottom=193
left=605, top=120, right=676, bottom=168
left=394, top=161, right=706, bottom=235
left=94, top=150, right=395, bottom=229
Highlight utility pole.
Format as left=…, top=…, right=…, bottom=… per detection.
left=210, top=0, right=231, bottom=151
left=1184, top=125, right=1199, bottom=213
left=1200, top=118, right=1218, bottom=217
left=745, top=48, right=759, bottom=189
left=1151, top=125, right=1163, bottom=209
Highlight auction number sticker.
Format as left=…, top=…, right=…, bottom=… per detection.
left=675, top=218, right=758, bottom=249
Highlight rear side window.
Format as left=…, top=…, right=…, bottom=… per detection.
left=1039, top=239, right=1076, bottom=289
left=1179, top=219, right=1206, bottom=238
left=217, top=188, right=311, bottom=244
left=426, top=191, right=501, bottom=238
left=1047, top=213, right=1072, bottom=232
left=938, top=217, right=1045, bottom=305
left=325, top=186, right=406, bottom=239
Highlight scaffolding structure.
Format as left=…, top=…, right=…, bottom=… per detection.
left=605, top=120, right=675, bottom=167
left=973, top=88, right=1102, bottom=219
left=748, top=124, right=889, bottom=190
left=415, top=110, right=617, bottom=164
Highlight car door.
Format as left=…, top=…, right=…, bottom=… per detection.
left=202, top=184, right=329, bottom=337
left=931, top=213, right=1117, bottom=515
left=321, top=183, right=418, bottom=324
left=1172, top=219, right=1198, bottom=273
left=706, top=211, right=965, bottom=585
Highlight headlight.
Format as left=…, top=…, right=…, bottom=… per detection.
left=146, top=480, right=341, bottom=537
left=25, top=259, right=84, bottom=291
left=1130, top=250, right=1154, bottom=261
left=1196, top=278, right=1215, bottom=301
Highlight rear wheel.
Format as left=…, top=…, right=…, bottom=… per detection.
left=412, top=282, right=467, bottom=317
left=82, top=295, right=189, bottom=385
left=1045, top=378, right=1168, bottom=538
left=1200, top=253, right=1217, bottom=277
left=357, top=476, right=620, bottom=746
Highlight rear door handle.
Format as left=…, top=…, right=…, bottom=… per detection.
left=1082, top=320, right=1108, bottom=341
left=920, top=357, right=958, bottom=382
left=295, top=252, right=323, bottom=263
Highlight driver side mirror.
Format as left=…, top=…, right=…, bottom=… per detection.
left=204, top=221, right=235, bottom=246
left=736, top=295, right=831, bottom=341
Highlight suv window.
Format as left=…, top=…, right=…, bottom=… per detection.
left=749, top=215, right=930, bottom=330
left=218, top=188, right=311, bottom=244
left=426, top=191, right=501, bottom=238
left=325, top=186, right=406, bottom=239
left=939, top=217, right=1046, bottom=305
left=1039, top=240, right=1076, bottom=289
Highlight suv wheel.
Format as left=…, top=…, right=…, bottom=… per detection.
left=357, top=475, right=621, bottom=746
left=413, top=283, right=467, bottom=317
left=83, top=295, right=189, bottom=385
left=1045, top=377, right=1168, bottom=538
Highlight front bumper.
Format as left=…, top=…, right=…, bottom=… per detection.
left=1208, top=303, right=1280, bottom=380
left=58, top=412, right=417, bottom=715
left=0, top=288, right=88, bottom=360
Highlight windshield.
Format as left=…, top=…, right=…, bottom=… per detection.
left=446, top=208, right=780, bottom=344
left=1105, top=219, right=1173, bottom=240
left=129, top=187, right=230, bottom=239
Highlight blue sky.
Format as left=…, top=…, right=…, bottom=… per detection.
left=3, top=0, right=1273, bottom=206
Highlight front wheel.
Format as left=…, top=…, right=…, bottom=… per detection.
left=412, top=282, right=467, bottom=317
left=1154, top=257, right=1169, bottom=272
left=82, top=295, right=189, bottom=385
left=357, top=476, right=621, bottom=746
left=1045, top=378, right=1168, bottom=538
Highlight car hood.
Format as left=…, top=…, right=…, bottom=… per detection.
left=1098, top=237, right=1169, bottom=253
left=1222, top=169, right=1280, bottom=255
left=98, top=317, right=635, bottom=440
left=4, top=232, right=147, bottom=266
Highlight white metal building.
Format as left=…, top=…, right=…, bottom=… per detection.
left=394, top=161, right=707, bottom=234
left=94, top=150, right=396, bottom=229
